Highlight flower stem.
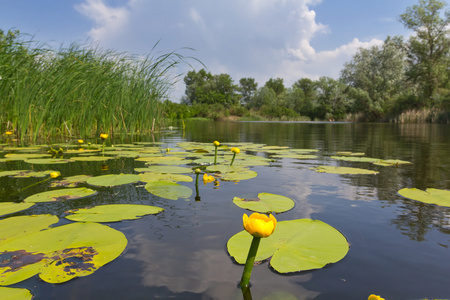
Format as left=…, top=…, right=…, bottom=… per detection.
left=240, top=236, right=261, bottom=288
left=230, top=153, right=237, bottom=166
left=214, top=146, right=218, bottom=165
left=195, top=173, right=201, bottom=201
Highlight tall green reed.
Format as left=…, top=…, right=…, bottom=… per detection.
left=0, top=29, right=193, bottom=142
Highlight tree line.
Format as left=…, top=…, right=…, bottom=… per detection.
left=166, top=0, right=450, bottom=122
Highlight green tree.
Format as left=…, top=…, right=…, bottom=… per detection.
left=249, top=86, right=277, bottom=110
left=400, top=0, right=450, bottom=104
left=315, top=77, right=350, bottom=120
left=239, top=77, right=258, bottom=105
left=264, top=78, right=285, bottom=96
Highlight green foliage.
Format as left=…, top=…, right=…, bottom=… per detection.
left=0, top=29, right=191, bottom=140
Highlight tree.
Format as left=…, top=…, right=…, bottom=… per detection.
left=315, top=77, right=350, bottom=120
left=239, top=77, right=258, bottom=105
left=400, top=0, right=450, bottom=103
left=183, top=69, right=239, bottom=106
left=264, top=78, right=285, bottom=96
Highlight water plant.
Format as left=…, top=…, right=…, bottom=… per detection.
left=213, top=140, right=220, bottom=165
left=240, top=213, right=277, bottom=288
left=230, top=147, right=240, bottom=166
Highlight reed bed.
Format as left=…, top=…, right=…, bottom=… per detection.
left=0, top=30, right=190, bottom=141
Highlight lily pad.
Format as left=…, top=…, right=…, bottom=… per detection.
left=65, top=204, right=164, bottom=222
left=86, top=174, right=141, bottom=187
left=233, top=193, right=295, bottom=213
left=25, top=158, right=71, bottom=164
left=398, top=188, right=450, bottom=207
left=139, top=173, right=193, bottom=183
left=136, top=166, right=193, bottom=174
left=310, top=166, right=379, bottom=175
left=50, top=175, right=93, bottom=187
left=373, top=159, right=412, bottom=166
left=271, top=154, right=318, bottom=159
left=0, top=222, right=127, bottom=285
left=221, top=170, right=258, bottom=181
left=331, top=156, right=380, bottom=163
left=23, top=188, right=97, bottom=203
left=0, top=215, right=59, bottom=244
left=227, top=219, right=349, bottom=273
left=70, top=156, right=114, bottom=162
left=145, top=181, right=193, bottom=200
left=0, top=287, right=33, bottom=300
left=135, top=156, right=185, bottom=163
left=0, top=171, right=31, bottom=178
left=0, top=203, right=34, bottom=217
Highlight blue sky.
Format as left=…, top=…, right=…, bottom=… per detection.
left=0, top=0, right=418, bottom=101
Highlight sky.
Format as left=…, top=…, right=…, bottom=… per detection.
left=0, top=0, right=419, bottom=101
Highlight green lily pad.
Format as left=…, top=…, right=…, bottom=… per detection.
left=4, top=153, right=51, bottom=161
left=222, top=170, right=258, bottom=181
left=65, top=204, right=164, bottom=222
left=70, top=156, right=114, bottom=162
left=101, top=150, right=141, bottom=158
left=398, top=188, right=450, bottom=207
left=23, top=188, right=97, bottom=203
left=136, top=166, right=193, bottom=174
left=50, top=175, right=93, bottom=187
left=25, top=158, right=71, bottom=164
left=233, top=193, right=295, bottom=213
left=0, top=287, right=33, bottom=300
left=135, top=156, right=184, bottom=163
left=0, top=170, right=31, bottom=178
left=310, top=166, right=379, bottom=175
left=331, top=156, right=380, bottom=163
left=206, top=165, right=247, bottom=173
left=227, top=219, right=349, bottom=273
left=0, top=215, right=59, bottom=244
left=0, top=222, right=127, bottom=285
left=145, top=181, right=193, bottom=200
left=86, top=174, right=141, bottom=187
left=336, top=152, right=365, bottom=156
left=139, top=173, right=193, bottom=183
left=373, top=159, right=412, bottom=166
left=0, top=203, right=35, bottom=217
left=12, top=170, right=58, bottom=178
left=271, top=154, right=318, bottom=159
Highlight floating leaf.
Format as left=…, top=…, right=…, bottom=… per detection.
left=233, top=193, right=294, bottom=213
left=101, top=150, right=140, bottom=158
left=135, top=156, right=184, bottom=163
left=23, top=188, right=97, bottom=203
left=70, top=156, right=113, bottom=162
left=86, top=174, right=140, bottom=187
left=227, top=219, right=349, bottom=273
left=271, top=154, right=318, bottom=159
left=0, top=215, right=59, bottom=244
left=13, top=170, right=57, bottom=178
left=65, top=204, right=164, bottom=222
left=373, top=159, right=412, bottom=166
left=50, top=175, right=93, bottom=187
left=310, top=166, right=378, bottom=175
left=222, top=170, right=258, bottom=181
left=0, top=203, right=34, bottom=217
left=335, top=152, right=365, bottom=156
left=206, top=165, right=246, bottom=173
left=331, top=156, right=380, bottom=163
left=139, top=173, right=193, bottom=183
left=4, top=153, right=51, bottom=161
left=136, top=166, right=193, bottom=174
left=145, top=181, right=193, bottom=200
left=25, top=158, right=71, bottom=164
left=398, top=188, right=450, bottom=207
left=0, top=287, right=33, bottom=300
left=0, top=170, right=31, bottom=178
left=0, top=222, right=127, bottom=285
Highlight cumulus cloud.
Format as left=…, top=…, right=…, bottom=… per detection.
left=76, top=0, right=384, bottom=99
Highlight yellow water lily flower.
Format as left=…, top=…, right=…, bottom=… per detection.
left=202, top=173, right=215, bottom=184
left=243, top=213, right=277, bottom=238
left=5, top=131, right=12, bottom=135
left=213, top=141, right=220, bottom=146
left=78, top=139, right=84, bottom=144
left=100, top=133, right=108, bottom=140
left=231, top=147, right=240, bottom=154
left=50, top=171, right=61, bottom=178
left=368, top=294, right=385, bottom=300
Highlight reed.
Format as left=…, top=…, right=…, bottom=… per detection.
left=0, top=30, right=191, bottom=141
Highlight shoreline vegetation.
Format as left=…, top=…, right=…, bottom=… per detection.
left=1, top=0, right=449, bottom=141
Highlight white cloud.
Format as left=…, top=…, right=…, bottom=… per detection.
left=75, top=0, right=386, bottom=100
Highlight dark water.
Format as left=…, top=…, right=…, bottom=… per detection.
left=1, top=121, right=450, bottom=300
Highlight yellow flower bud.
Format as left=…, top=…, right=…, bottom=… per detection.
left=100, top=133, right=108, bottom=140
left=50, top=171, right=60, bottom=178
left=213, top=141, right=220, bottom=146
left=231, top=147, right=240, bottom=154
left=368, top=295, right=385, bottom=300
left=5, top=131, right=12, bottom=135
left=243, top=213, right=277, bottom=238
left=78, top=139, right=84, bottom=144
